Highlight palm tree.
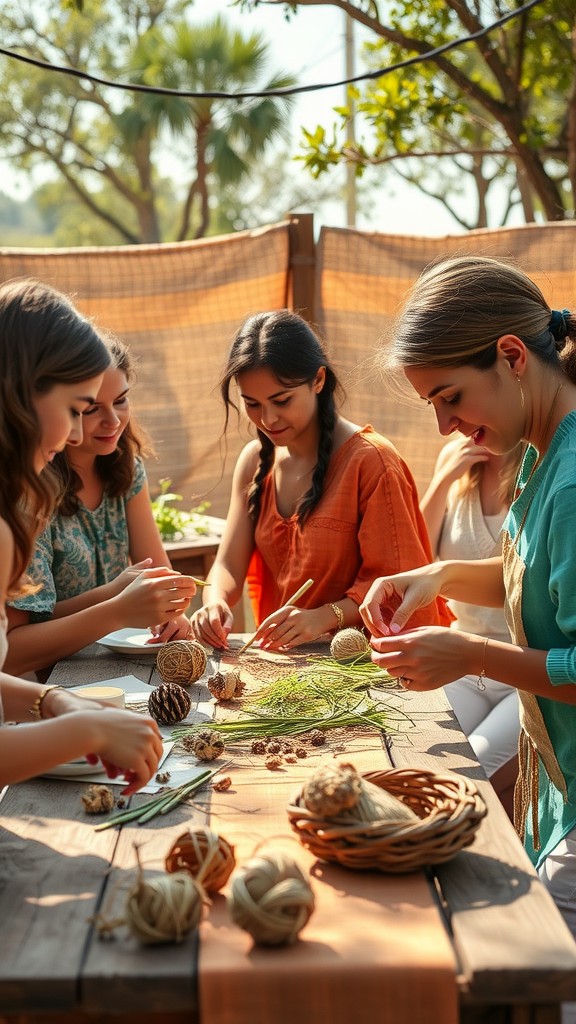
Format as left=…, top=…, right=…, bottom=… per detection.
left=129, top=16, right=295, bottom=238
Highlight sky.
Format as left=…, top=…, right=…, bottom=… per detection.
left=198, top=0, right=467, bottom=236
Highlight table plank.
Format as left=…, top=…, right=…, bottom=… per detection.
left=388, top=687, right=576, bottom=1008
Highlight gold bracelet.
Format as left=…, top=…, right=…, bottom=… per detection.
left=476, top=637, right=489, bottom=692
left=29, top=685, right=62, bottom=720
left=330, top=602, right=345, bottom=632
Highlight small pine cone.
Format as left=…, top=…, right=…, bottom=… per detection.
left=267, top=741, right=281, bottom=754
left=148, top=682, right=192, bottom=725
left=213, top=776, right=232, bottom=792
left=190, top=729, right=225, bottom=762
left=81, top=784, right=114, bottom=815
left=309, top=729, right=326, bottom=747
left=265, top=755, right=283, bottom=770
left=285, top=755, right=298, bottom=764
left=207, top=668, right=244, bottom=701
left=251, top=739, right=267, bottom=755
left=295, top=747, right=308, bottom=758
left=281, top=741, right=294, bottom=753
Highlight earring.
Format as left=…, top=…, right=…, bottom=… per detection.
left=516, top=371, right=525, bottom=409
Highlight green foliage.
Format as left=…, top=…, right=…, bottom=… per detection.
left=151, top=478, right=211, bottom=541
left=0, top=1, right=295, bottom=243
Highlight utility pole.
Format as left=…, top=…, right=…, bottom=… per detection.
left=344, top=13, right=357, bottom=227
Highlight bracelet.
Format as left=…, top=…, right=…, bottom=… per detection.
left=29, top=685, right=63, bottom=720
left=476, top=637, right=489, bottom=692
left=330, top=602, right=345, bottom=632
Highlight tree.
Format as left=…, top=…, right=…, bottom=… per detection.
left=0, top=1, right=294, bottom=243
left=235, top=0, right=576, bottom=227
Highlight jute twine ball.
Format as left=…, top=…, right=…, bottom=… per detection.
left=148, top=682, right=192, bottom=725
left=329, top=627, right=371, bottom=661
left=124, top=870, right=204, bottom=945
left=165, top=826, right=236, bottom=894
left=156, top=639, right=207, bottom=685
left=228, top=852, right=315, bottom=946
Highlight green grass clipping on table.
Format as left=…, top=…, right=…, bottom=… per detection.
left=172, top=655, right=412, bottom=745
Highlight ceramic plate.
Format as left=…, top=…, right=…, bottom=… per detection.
left=43, top=758, right=103, bottom=778
left=95, top=628, right=167, bottom=656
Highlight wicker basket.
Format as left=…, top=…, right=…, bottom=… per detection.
left=287, top=767, right=487, bottom=873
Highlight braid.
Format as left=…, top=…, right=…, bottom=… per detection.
left=247, top=432, right=275, bottom=521
left=297, top=386, right=337, bottom=525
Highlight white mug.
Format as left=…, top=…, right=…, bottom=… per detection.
left=71, top=684, right=126, bottom=709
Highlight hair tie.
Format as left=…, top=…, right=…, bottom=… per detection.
left=549, top=308, right=571, bottom=342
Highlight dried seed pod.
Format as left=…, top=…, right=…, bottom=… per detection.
left=82, top=784, right=114, bottom=815
left=206, top=668, right=244, bottom=701
left=156, top=640, right=207, bottom=685
left=188, top=729, right=225, bottom=762
left=148, top=682, right=192, bottom=725
left=308, top=729, right=326, bottom=747
left=302, top=761, right=419, bottom=824
left=251, top=739, right=267, bottom=755
left=329, top=627, right=371, bottom=661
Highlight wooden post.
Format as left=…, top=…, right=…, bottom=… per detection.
left=287, top=211, right=316, bottom=325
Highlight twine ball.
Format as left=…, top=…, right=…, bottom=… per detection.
left=165, top=826, right=236, bottom=893
left=330, top=627, right=371, bottom=661
left=156, top=639, right=207, bottom=685
left=148, top=682, right=192, bottom=725
left=124, top=870, right=204, bottom=945
left=228, top=852, right=315, bottom=946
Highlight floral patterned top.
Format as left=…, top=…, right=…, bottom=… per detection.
left=10, top=458, right=146, bottom=622
left=0, top=609, right=7, bottom=724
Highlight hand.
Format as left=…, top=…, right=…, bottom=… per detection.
left=108, top=558, right=155, bottom=596
left=83, top=708, right=163, bottom=795
left=147, top=613, right=191, bottom=644
left=190, top=601, right=234, bottom=649
left=114, top=569, right=197, bottom=625
left=437, top=435, right=490, bottom=488
left=369, top=626, right=480, bottom=691
left=360, top=565, right=444, bottom=637
left=255, top=606, right=330, bottom=651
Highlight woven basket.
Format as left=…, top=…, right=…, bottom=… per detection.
left=287, top=767, right=487, bottom=873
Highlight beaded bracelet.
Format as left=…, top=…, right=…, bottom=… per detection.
left=330, top=602, right=345, bottom=632
left=29, top=684, right=63, bottom=720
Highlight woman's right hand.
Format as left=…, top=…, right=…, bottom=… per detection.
left=360, top=565, right=444, bottom=637
left=189, top=601, right=234, bottom=649
left=113, top=568, right=196, bottom=624
left=436, top=434, right=490, bottom=487
left=84, top=707, right=164, bottom=795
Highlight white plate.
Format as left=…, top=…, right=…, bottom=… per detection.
left=43, top=758, right=103, bottom=778
left=95, top=628, right=167, bottom=656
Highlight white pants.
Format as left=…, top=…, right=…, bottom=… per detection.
left=444, top=675, right=520, bottom=777
left=538, top=829, right=576, bottom=1023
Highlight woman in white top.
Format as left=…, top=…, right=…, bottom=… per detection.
left=421, top=436, right=521, bottom=805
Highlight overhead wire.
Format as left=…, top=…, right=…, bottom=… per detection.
left=0, top=0, right=545, bottom=101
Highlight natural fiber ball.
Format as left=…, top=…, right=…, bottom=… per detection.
left=165, top=827, right=236, bottom=894
left=156, top=640, right=207, bottom=685
left=81, top=784, right=114, bottom=815
left=148, top=682, right=192, bottom=725
left=330, top=627, right=371, bottom=660
left=302, top=761, right=419, bottom=824
left=125, top=870, right=204, bottom=945
left=228, top=853, right=315, bottom=946
left=207, top=668, right=244, bottom=701
left=183, top=728, right=225, bottom=761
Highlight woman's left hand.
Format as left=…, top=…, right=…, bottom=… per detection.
left=370, top=626, right=482, bottom=691
left=255, top=606, right=331, bottom=651
left=147, top=614, right=191, bottom=644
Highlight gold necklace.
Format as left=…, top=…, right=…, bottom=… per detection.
left=513, top=381, right=564, bottom=545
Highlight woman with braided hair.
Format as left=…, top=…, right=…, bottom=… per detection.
left=191, top=309, right=450, bottom=652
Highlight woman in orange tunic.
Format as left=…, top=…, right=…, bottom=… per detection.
left=191, top=310, right=450, bottom=652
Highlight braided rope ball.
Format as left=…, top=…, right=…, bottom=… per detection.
left=329, top=627, right=371, bottom=660
left=156, top=639, right=207, bottom=684
left=165, top=827, right=236, bottom=894
left=228, top=852, right=315, bottom=946
left=124, top=870, right=204, bottom=945
left=148, top=682, right=192, bottom=725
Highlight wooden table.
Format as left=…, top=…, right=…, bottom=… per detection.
left=2, top=639, right=576, bottom=1024
left=164, top=515, right=246, bottom=631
